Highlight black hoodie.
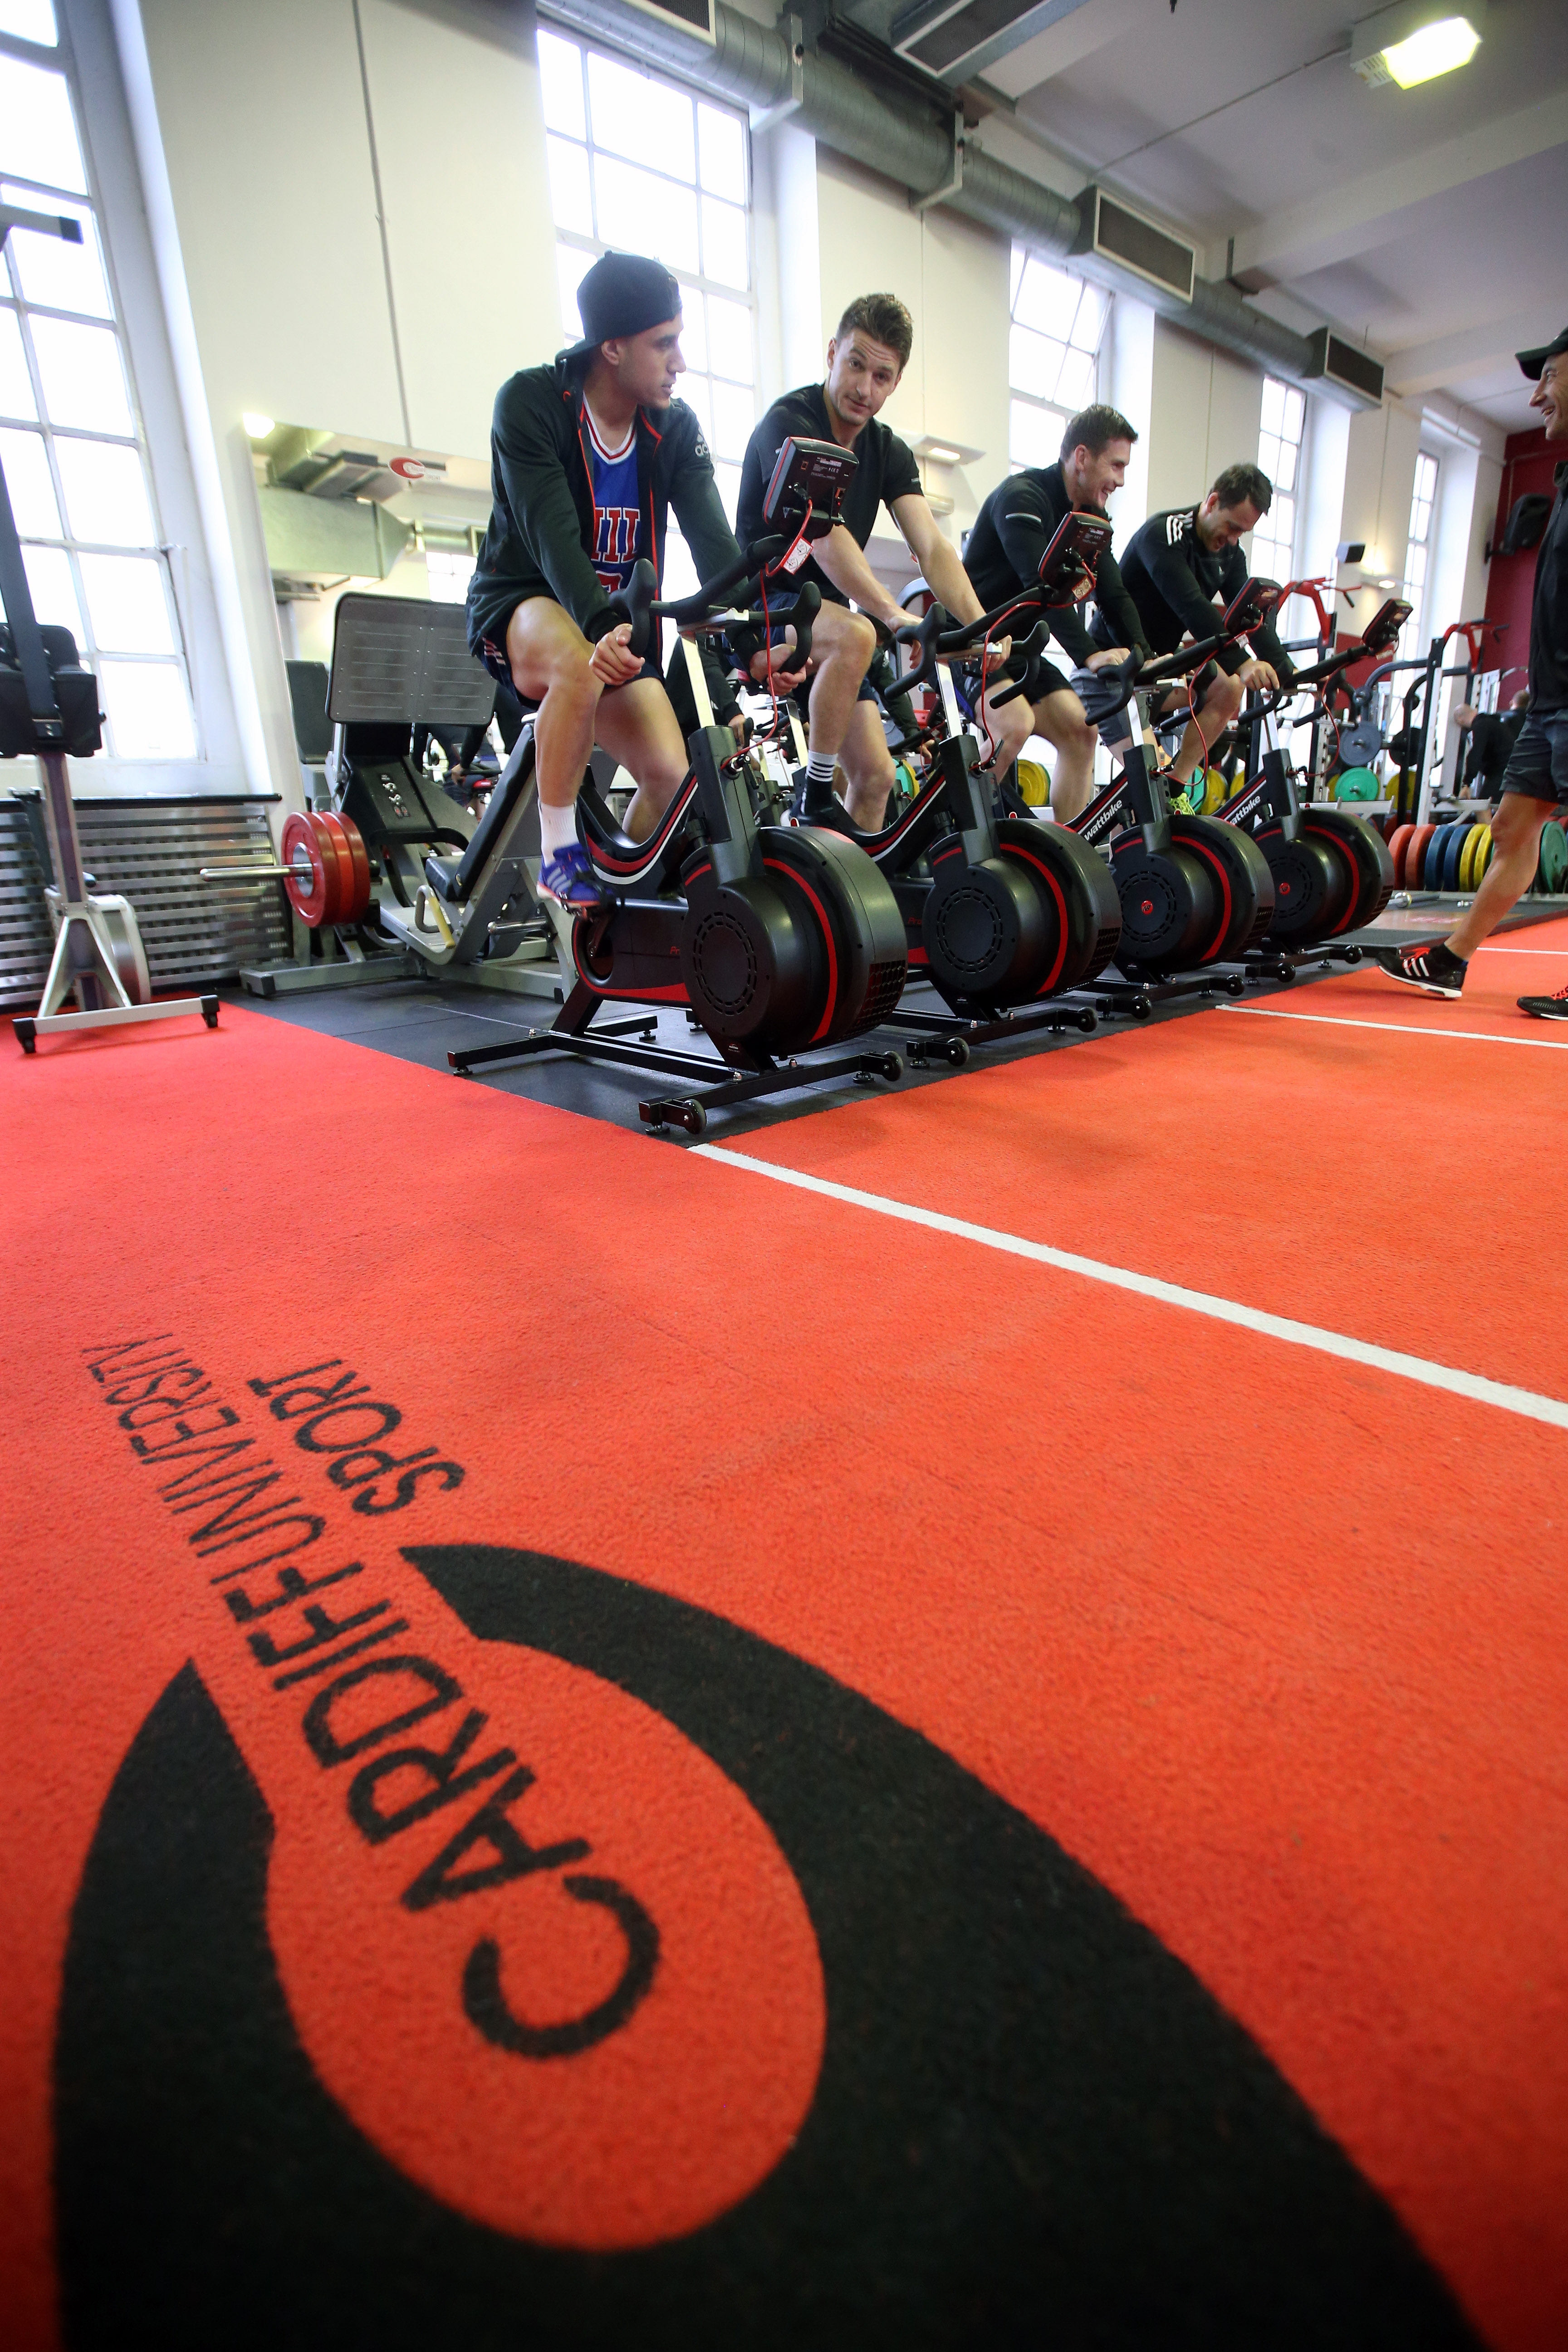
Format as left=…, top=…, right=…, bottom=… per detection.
left=466, top=358, right=743, bottom=657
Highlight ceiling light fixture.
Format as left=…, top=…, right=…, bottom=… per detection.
left=243, top=412, right=276, bottom=440
left=1351, top=1, right=1484, bottom=91
left=912, top=432, right=983, bottom=467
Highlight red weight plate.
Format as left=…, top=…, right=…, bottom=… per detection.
left=317, top=812, right=357, bottom=926
left=1386, top=824, right=1413, bottom=886
left=1404, top=824, right=1435, bottom=891
left=334, top=812, right=373, bottom=921
left=280, top=810, right=333, bottom=928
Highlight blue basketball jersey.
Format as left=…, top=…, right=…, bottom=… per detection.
left=584, top=412, right=642, bottom=595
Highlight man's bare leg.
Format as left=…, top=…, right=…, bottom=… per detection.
left=1029, top=687, right=1099, bottom=822
left=593, top=678, right=691, bottom=841
left=1446, top=793, right=1552, bottom=959
left=505, top=598, right=602, bottom=816
left=834, top=695, right=898, bottom=830
left=1172, top=671, right=1243, bottom=786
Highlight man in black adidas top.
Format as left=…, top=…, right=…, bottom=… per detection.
left=466, top=250, right=799, bottom=908
left=735, top=293, right=1005, bottom=828
left=964, top=403, right=1150, bottom=820
left=1105, top=462, right=1295, bottom=791
left=1379, top=328, right=1568, bottom=1014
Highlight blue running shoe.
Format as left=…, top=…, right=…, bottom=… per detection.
left=538, top=842, right=608, bottom=911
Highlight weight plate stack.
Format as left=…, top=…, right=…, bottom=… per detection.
left=280, top=810, right=336, bottom=928
left=1386, top=823, right=1414, bottom=885
left=1441, top=822, right=1471, bottom=892
left=1404, top=823, right=1436, bottom=892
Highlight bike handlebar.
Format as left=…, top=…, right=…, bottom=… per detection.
left=608, top=539, right=787, bottom=657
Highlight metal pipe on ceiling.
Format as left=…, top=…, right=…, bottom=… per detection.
left=539, top=0, right=1337, bottom=402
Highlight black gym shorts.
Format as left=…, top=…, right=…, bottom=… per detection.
left=1499, top=711, right=1568, bottom=803
left=953, top=655, right=1071, bottom=723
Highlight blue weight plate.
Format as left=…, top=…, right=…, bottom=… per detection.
left=1421, top=823, right=1451, bottom=890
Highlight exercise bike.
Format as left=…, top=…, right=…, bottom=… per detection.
left=788, top=510, right=1124, bottom=1065
left=1063, top=582, right=1280, bottom=1002
left=447, top=440, right=909, bottom=1136
left=1216, top=596, right=1406, bottom=970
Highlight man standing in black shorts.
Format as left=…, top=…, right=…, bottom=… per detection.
left=1107, top=463, right=1295, bottom=791
left=735, top=293, right=1005, bottom=829
left=1378, top=327, right=1568, bottom=1010
left=963, top=403, right=1150, bottom=820
left=466, top=250, right=796, bottom=908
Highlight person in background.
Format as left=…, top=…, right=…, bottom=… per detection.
left=962, top=402, right=1150, bottom=820
left=1107, top=463, right=1296, bottom=791
left=735, top=293, right=1007, bottom=830
left=1377, top=330, right=1568, bottom=1012
left=1453, top=686, right=1529, bottom=800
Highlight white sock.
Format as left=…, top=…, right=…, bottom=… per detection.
left=538, top=798, right=579, bottom=858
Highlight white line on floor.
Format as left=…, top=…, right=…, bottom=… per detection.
left=1475, top=946, right=1568, bottom=956
left=691, top=1146, right=1568, bottom=1434
left=1217, top=1004, right=1568, bottom=1050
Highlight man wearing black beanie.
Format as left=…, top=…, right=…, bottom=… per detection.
left=467, top=250, right=787, bottom=907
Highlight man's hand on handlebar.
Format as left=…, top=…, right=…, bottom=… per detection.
left=747, top=643, right=808, bottom=695
left=1238, top=657, right=1280, bottom=694
left=589, top=623, right=645, bottom=690
left=1085, top=646, right=1130, bottom=671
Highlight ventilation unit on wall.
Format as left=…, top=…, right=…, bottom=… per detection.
left=619, top=0, right=715, bottom=38
left=891, top=0, right=1084, bottom=85
left=1303, top=328, right=1385, bottom=407
left=1072, top=187, right=1195, bottom=304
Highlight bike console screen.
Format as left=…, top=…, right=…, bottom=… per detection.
left=1359, top=596, right=1411, bottom=656
left=1221, top=575, right=1281, bottom=637
left=762, top=435, right=858, bottom=546
left=1037, top=510, right=1113, bottom=605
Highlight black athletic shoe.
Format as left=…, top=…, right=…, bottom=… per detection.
left=1518, top=984, right=1568, bottom=1020
left=1375, top=941, right=1467, bottom=999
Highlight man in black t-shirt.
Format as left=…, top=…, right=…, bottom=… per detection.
left=1107, top=463, right=1295, bottom=789
left=964, top=403, right=1149, bottom=819
left=1379, top=327, right=1568, bottom=1011
left=735, top=293, right=1005, bottom=828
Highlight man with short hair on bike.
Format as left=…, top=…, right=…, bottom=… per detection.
left=1107, top=461, right=1296, bottom=791
left=963, top=402, right=1150, bottom=821
left=466, top=250, right=798, bottom=908
left=1378, top=328, right=1568, bottom=1011
left=735, top=293, right=1006, bottom=830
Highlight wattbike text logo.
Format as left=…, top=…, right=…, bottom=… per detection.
left=81, top=1335, right=823, bottom=2248
left=84, top=1338, right=656, bottom=2057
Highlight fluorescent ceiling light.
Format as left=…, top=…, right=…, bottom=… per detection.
left=1351, top=4, right=1484, bottom=89
left=243, top=412, right=276, bottom=440
left=1382, top=14, right=1481, bottom=84
left=924, top=445, right=962, bottom=466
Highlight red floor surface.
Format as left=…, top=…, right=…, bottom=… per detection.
left=3, top=961, right=1566, bottom=2349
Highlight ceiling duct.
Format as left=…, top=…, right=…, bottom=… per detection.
left=1303, top=328, right=1386, bottom=407
left=538, top=0, right=1382, bottom=409
left=1073, top=186, right=1194, bottom=304
left=890, top=0, right=1095, bottom=89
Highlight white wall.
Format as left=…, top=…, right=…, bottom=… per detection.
left=1146, top=319, right=1264, bottom=518
left=1106, top=292, right=1155, bottom=540
left=112, top=0, right=559, bottom=813
left=808, top=149, right=1011, bottom=570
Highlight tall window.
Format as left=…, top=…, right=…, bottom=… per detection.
left=1400, top=451, right=1439, bottom=659
left=535, top=23, right=755, bottom=547
left=1253, top=376, right=1304, bottom=583
left=0, top=1, right=196, bottom=757
left=1008, top=247, right=1109, bottom=470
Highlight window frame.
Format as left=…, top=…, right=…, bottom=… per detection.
left=1007, top=244, right=1111, bottom=475
left=535, top=20, right=758, bottom=540
left=0, top=4, right=200, bottom=762
left=1400, top=447, right=1440, bottom=662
